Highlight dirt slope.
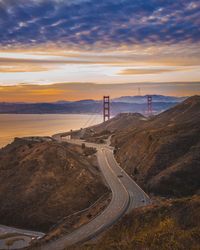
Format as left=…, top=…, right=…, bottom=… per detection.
left=0, top=138, right=107, bottom=232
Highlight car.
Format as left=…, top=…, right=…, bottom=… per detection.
left=141, top=199, right=145, bottom=202
left=117, top=174, right=123, bottom=178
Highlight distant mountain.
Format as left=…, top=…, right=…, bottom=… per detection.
left=0, top=95, right=187, bottom=115
left=112, top=95, right=187, bottom=104
left=75, top=99, right=97, bottom=104
left=55, top=100, right=72, bottom=104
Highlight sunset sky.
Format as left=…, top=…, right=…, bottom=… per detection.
left=0, top=0, right=200, bottom=102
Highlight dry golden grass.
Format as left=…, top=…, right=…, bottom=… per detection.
left=70, top=195, right=200, bottom=250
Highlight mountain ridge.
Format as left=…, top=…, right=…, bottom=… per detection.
left=0, top=95, right=186, bottom=115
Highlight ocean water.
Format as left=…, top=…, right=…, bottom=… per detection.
left=0, top=114, right=102, bottom=148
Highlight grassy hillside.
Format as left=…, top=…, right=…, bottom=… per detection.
left=70, top=195, right=200, bottom=250
left=81, top=113, right=147, bottom=143
left=0, top=138, right=107, bottom=232
left=112, top=96, right=200, bottom=197
left=91, top=113, right=146, bottom=133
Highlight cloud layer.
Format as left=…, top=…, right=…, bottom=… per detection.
left=0, top=0, right=199, bottom=48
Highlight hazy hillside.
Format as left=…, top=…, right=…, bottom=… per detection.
left=71, top=195, right=200, bottom=250
left=90, top=113, right=147, bottom=133
left=113, top=95, right=186, bottom=104
left=112, top=96, right=200, bottom=197
left=0, top=139, right=107, bottom=232
left=80, top=113, right=147, bottom=144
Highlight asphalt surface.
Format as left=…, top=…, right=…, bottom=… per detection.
left=0, top=225, right=44, bottom=238
left=0, top=225, right=44, bottom=250
left=34, top=134, right=150, bottom=250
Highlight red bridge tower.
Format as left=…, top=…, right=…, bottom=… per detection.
left=103, top=96, right=110, bottom=122
left=147, top=95, right=153, bottom=116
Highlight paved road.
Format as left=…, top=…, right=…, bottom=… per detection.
left=0, top=225, right=44, bottom=250
left=33, top=134, right=150, bottom=250
left=0, top=225, right=44, bottom=238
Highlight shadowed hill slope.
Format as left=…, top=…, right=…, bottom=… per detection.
left=0, top=139, right=107, bottom=232
left=112, top=96, right=200, bottom=197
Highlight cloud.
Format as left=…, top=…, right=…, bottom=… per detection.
left=0, top=57, right=100, bottom=65
left=0, top=0, right=199, bottom=48
left=119, top=68, right=181, bottom=75
left=0, top=63, right=50, bottom=73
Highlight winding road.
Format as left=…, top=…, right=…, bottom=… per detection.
left=33, top=134, right=151, bottom=250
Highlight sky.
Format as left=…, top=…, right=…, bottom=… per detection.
left=0, top=0, right=200, bottom=102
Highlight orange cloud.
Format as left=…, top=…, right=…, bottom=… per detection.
left=0, top=63, right=50, bottom=73
left=119, top=68, right=180, bottom=75
left=30, top=88, right=65, bottom=96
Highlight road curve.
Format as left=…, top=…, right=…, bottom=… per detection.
left=33, top=134, right=150, bottom=250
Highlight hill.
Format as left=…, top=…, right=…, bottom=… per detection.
left=112, top=96, right=200, bottom=197
left=70, top=195, right=200, bottom=250
left=90, top=113, right=147, bottom=133
left=0, top=138, right=107, bottom=232
left=82, top=112, right=146, bottom=137
left=81, top=113, right=147, bottom=143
